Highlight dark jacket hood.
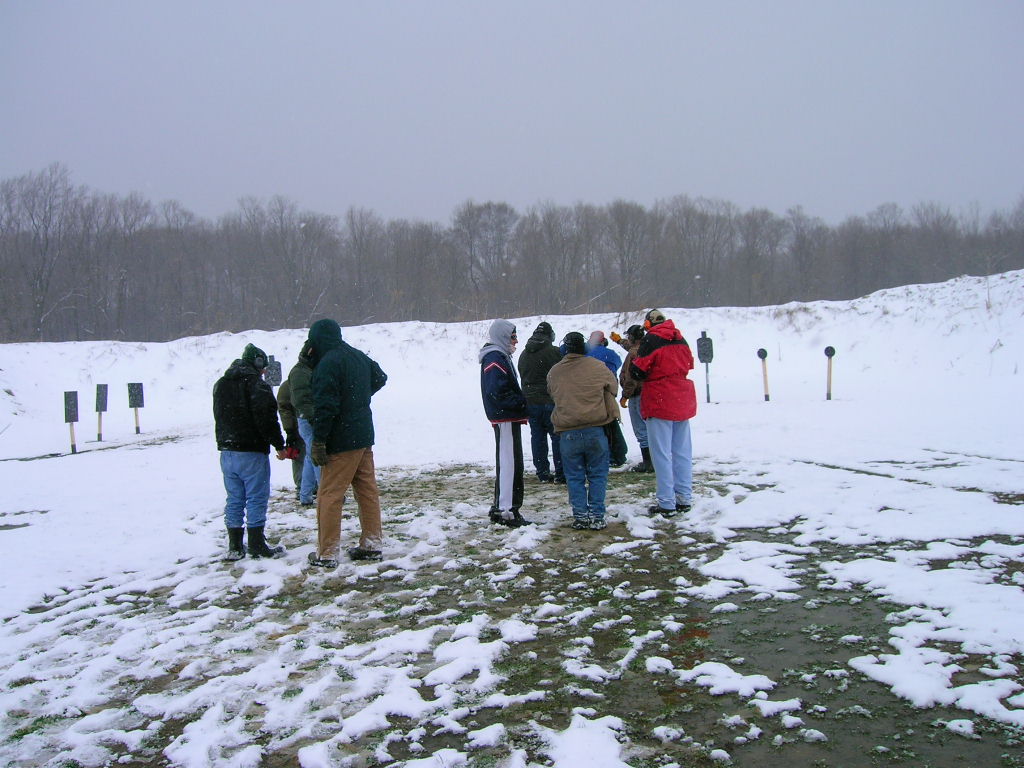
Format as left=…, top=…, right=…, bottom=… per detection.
left=648, top=319, right=682, bottom=342
left=524, top=331, right=554, bottom=353
left=308, top=319, right=344, bottom=364
left=223, top=358, right=261, bottom=379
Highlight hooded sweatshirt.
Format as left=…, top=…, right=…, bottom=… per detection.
left=479, top=319, right=528, bottom=423
left=308, top=318, right=388, bottom=453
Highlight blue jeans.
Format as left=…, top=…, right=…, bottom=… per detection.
left=628, top=397, right=648, bottom=449
left=527, top=403, right=562, bottom=479
left=559, top=426, right=610, bottom=522
left=297, top=417, right=321, bottom=504
left=220, top=450, right=271, bottom=528
left=645, top=418, right=692, bottom=510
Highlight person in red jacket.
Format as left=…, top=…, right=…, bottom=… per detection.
left=629, top=309, right=697, bottom=516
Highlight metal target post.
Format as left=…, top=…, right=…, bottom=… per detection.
left=264, top=355, right=282, bottom=388
left=824, top=346, right=836, bottom=400
left=757, top=348, right=770, bottom=401
left=696, top=331, right=714, bottom=404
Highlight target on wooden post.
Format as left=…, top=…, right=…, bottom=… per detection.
left=64, top=391, right=79, bottom=454
left=127, top=383, right=145, bottom=434
left=95, top=383, right=108, bottom=441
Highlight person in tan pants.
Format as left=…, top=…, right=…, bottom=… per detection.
left=315, top=447, right=383, bottom=563
left=304, top=318, right=388, bottom=567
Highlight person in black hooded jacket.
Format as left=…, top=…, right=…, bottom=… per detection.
left=517, top=321, right=564, bottom=482
left=305, top=318, right=388, bottom=567
left=213, top=343, right=287, bottom=561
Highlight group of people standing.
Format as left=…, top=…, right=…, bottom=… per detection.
left=212, top=319, right=387, bottom=567
left=211, top=308, right=696, bottom=564
left=479, top=309, right=697, bottom=530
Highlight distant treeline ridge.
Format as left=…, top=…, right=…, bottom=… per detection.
left=1, top=163, right=1022, bottom=342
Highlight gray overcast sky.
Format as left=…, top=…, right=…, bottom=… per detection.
left=2, top=1, right=1022, bottom=224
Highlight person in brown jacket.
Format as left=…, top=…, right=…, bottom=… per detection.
left=546, top=332, right=620, bottom=530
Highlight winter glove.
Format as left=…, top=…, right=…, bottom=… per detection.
left=619, top=396, right=628, bottom=408
left=610, top=331, right=622, bottom=343
left=310, top=441, right=328, bottom=467
left=285, top=431, right=301, bottom=450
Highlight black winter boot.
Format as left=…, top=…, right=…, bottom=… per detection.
left=225, top=527, right=246, bottom=561
left=630, top=446, right=654, bottom=473
left=247, top=526, right=285, bottom=558
left=504, top=510, right=533, bottom=527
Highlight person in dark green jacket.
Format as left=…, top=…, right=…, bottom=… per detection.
left=287, top=341, right=319, bottom=506
left=305, top=319, right=388, bottom=567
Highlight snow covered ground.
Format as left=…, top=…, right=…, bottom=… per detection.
left=0, top=270, right=1022, bottom=767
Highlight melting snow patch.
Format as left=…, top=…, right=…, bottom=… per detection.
left=467, top=723, right=506, bottom=748
left=676, top=662, right=776, bottom=697
left=535, top=713, right=630, bottom=768
left=943, top=719, right=979, bottom=738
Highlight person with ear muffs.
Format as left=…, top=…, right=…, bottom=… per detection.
left=629, top=309, right=697, bottom=516
left=213, top=343, right=288, bottom=560
left=611, top=324, right=652, bottom=473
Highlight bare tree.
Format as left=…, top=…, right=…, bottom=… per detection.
left=3, top=164, right=85, bottom=339
left=605, top=200, right=648, bottom=308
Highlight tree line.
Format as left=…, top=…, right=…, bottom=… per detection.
left=1, top=163, right=1022, bottom=343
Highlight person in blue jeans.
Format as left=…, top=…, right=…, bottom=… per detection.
left=517, top=321, right=564, bottom=482
left=287, top=341, right=320, bottom=506
left=213, top=343, right=288, bottom=559
left=629, top=309, right=698, bottom=516
left=546, top=332, right=621, bottom=530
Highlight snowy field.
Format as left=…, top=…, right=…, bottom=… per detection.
left=0, top=271, right=1022, bottom=767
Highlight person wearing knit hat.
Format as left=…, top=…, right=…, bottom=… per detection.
left=517, top=321, right=565, bottom=483
left=547, top=332, right=620, bottom=530
left=213, top=343, right=288, bottom=560
left=629, top=310, right=697, bottom=516
left=241, top=343, right=269, bottom=370
left=615, top=324, right=653, bottom=473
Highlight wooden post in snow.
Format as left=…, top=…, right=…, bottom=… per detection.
left=127, top=382, right=144, bottom=434
left=757, top=348, right=769, bottom=402
left=824, top=346, right=836, bottom=400
left=64, top=391, right=79, bottom=454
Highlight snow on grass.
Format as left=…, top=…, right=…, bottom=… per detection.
left=1, top=271, right=1023, bottom=765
